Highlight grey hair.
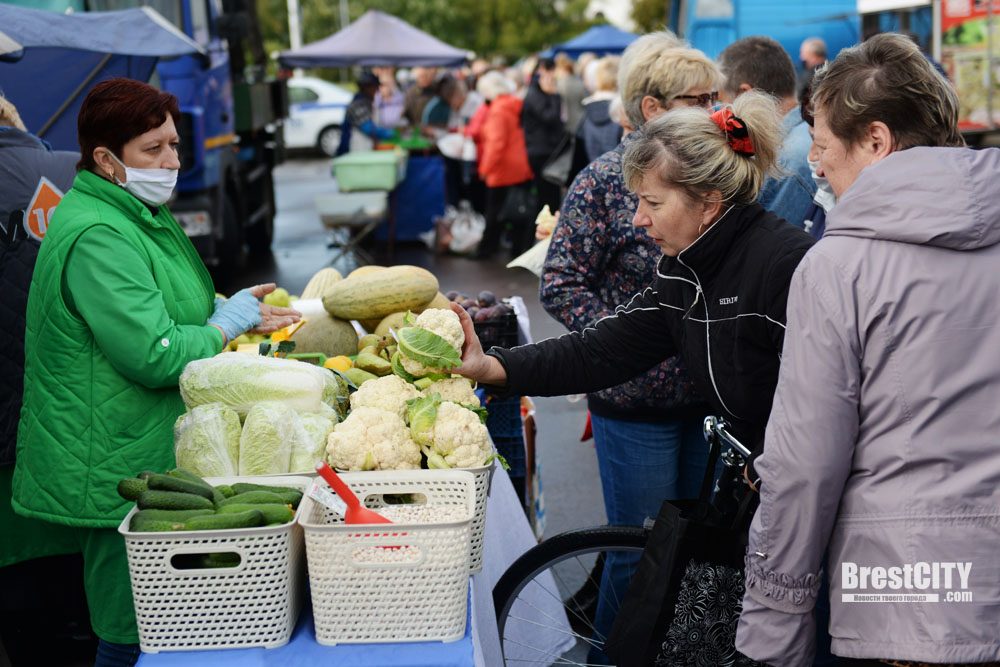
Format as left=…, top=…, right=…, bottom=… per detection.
left=623, top=90, right=783, bottom=206
left=476, top=70, right=512, bottom=102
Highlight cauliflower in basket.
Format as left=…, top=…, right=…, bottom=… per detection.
left=421, top=377, right=479, bottom=407
left=397, top=308, right=465, bottom=378
left=326, top=407, right=421, bottom=471
left=408, top=395, right=492, bottom=469
left=350, top=374, right=421, bottom=422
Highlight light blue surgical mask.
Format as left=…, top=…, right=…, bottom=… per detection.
left=808, top=158, right=836, bottom=212
left=108, top=151, right=178, bottom=206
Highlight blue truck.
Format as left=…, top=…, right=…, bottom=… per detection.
left=672, top=0, right=860, bottom=62
left=2, top=0, right=286, bottom=270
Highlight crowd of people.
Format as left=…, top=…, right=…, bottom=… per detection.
left=1, top=23, right=998, bottom=667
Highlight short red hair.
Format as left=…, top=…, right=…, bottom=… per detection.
left=77, top=78, right=180, bottom=172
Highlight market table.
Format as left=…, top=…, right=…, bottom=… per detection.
left=136, top=466, right=574, bottom=667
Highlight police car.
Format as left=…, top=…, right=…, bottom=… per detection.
left=283, top=76, right=353, bottom=156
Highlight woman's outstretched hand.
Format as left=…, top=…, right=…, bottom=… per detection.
left=449, top=302, right=508, bottom=386
left=247, top=283, right=302, bottom=334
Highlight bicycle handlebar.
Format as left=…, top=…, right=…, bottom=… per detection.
left=703, top=415, right=752, bottom=458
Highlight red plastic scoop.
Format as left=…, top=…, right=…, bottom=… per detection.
left=315, top=461, right=392, bottom=524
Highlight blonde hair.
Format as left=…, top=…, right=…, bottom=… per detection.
left=623, top=90, right=783, bottom=206
left=476, top=70, right=512, bottom=101
left=593, top=56, right=620, bottom=92
left=0, top=95, right=26, bottom=131
left=620, top=44, right=720, bottom=129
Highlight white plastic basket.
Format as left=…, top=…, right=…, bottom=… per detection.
left=454, top=460, right=492, bottom=574
left=299, top=469, right=474, bottom=645
left=117, top=475, right=308, bottom=653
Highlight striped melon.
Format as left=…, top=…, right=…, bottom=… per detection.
left=322, top=265, right=439, bottom=321
left=300, top=268, right=343, bottom=300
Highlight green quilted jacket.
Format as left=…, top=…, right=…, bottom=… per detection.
left=13, top=169, right=223, bottom=528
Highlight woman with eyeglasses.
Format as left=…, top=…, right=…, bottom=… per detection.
left=479, top=80, right=814, bottom=662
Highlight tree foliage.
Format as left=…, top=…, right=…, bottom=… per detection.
left=258, top=0, right=599, bottom=64
left=632, top=0, right=672, bottom=34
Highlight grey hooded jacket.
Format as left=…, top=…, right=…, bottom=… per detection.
left=735, top=147, right=1000, bottom=665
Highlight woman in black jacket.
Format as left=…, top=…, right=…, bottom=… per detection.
left=454, top=90, right=814, bottom=477
left=521, top=58, right=565, bottom=212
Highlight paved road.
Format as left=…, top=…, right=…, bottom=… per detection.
left=215, top=156, right=607, bottom=543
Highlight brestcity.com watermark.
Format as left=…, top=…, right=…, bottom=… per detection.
left=841, top=561, right=974, bottom=603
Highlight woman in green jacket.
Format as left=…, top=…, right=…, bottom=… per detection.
left=11, top=78, right=299, bottom=666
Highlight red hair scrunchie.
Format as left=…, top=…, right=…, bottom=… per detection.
left=710, top=108, right=755, bottom=156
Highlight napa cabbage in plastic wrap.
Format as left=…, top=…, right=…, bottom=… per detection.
left=173, top=403, right=241, bottom=477
left=238, top=401, right=303, bottom=475
left=179, top=354, right=346, bottom=418
left=291, top=405, right=338, bottom=473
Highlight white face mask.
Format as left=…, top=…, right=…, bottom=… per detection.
left=108, top=151, right=178, bottom=206
left=808, top=158, right=837, bottom=212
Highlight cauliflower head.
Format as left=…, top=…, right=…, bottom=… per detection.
left=428, top=401, right=492, bottom=468
left=350, top=374, right=420, bottom=422
left=325, top=407, right=421, bottom=471
left=421, top=378, right=479, bottom=407
left=398, top=309, right=465, bottom=377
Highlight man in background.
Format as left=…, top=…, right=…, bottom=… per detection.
left=403, top=66, right=438, bottom=128
left=798, top=36, right=827, bottom=96
left=719, top=36, right=816, bottom=227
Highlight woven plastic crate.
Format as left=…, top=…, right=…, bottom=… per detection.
left=485, top=395, right=526, bottom=479
left=473, top=306, right=518, bottom=352
left=299, top=469, right=474, bottom=645
left=330, top=149, right=406, bottom=192
left=116, top=475, right=308, bottom=653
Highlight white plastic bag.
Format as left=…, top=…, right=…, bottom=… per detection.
left=449, top=202, right=485, bottom=254
left=506, top=237, right=552, bottom=277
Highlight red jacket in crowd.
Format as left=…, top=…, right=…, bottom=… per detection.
left=472, top=94, right=533, bottom=188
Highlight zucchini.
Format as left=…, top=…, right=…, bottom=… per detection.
left=129, top=519, right=186, bottom=532
left=147, top=474, right=216, bottom=502
left=216, top=503, right=294, bottom=525
left=183, top=509, right=264, bottom=531
left=136, top=490, right=214, bottom=511
left=168, top=468, right=227, bottom=505
left=117, top=478, right=148, bottom=502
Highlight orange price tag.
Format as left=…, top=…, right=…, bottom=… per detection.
left=23, top=177, right=65, bottom=241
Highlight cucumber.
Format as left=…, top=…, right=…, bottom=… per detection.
left=117, top=478, right=148, bottom=502
left=200, top=552, right=242, bottom=568
left=129, top=519, right=186, bottom=532
left=217, top=490, right=289, bottom=508
left=147, top=474, right=216, bottom=502
left=136, top=470, right=158, bottom=481
left=183, top=509, right=264, bottom=531
left=216, top=503, right=294, bottom=525
left=216, top=484, right=235, bottom=498
left=167, top=468, right=227, bottom=505
left=129, top=509, right=215, bottom=530
left=137, top=490, right=215, bottom=511
left=230, top=483, right=303, bottom=508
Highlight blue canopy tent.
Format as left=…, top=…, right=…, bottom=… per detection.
left=277, top=10, right=467, bottom=68
left=543, top=24, right=640, bottom=58
left=0, top=4, right=203, bottom=151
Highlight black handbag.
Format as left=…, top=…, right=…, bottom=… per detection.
left=540, top=131, right=589, bottom=187
left=497, top=182, right=538, bottom=226
left=604, top=435, right=764, bottom=667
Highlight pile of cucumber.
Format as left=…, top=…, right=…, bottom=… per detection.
left=118, top=469, right=302, bottom=532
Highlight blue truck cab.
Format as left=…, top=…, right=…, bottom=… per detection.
left=675, top=0, right=859, bottom=63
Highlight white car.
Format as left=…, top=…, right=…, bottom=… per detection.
left=283, top=76, right=354, bottom=156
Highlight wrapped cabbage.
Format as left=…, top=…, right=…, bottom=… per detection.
left=180, top=354, right=343, bottom=418
left=174, top=403, right=241, bottom=477
left=238, top=401, right=303, bottom=475
left=291, top=406, right=338, bottom=473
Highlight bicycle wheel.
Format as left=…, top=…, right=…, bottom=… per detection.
left=493, top=525, right=649, bottom=666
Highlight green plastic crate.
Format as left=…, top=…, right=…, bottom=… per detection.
left=330, top=150, right=407, bottom=192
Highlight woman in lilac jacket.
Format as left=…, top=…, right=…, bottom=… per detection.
left=736, top=34, right=1000, bottom=666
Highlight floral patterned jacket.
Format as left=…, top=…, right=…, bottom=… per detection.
left=539, top=131, right=706, bottom=421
